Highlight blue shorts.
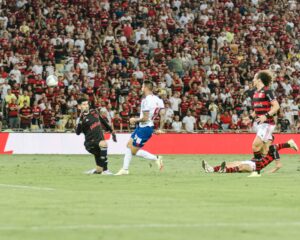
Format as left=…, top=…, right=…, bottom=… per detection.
left=131, top=126, right=154, bottom=148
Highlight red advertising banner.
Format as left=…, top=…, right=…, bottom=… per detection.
left=0, top=133, right=299, bottom=155
left=143, top=133, right=300, bottom=154
left=0, top=133, right=13, bottom=154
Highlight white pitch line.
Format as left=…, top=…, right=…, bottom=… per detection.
left=0, top=184, right=55, bottom=191
left=0, top=222, right=300, bottom=231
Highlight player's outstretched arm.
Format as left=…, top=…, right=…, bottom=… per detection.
left=267, top=160, right=282, bottom=173
left=98, top=115, right=117, bottom=142
left=98, top=115, right=113, bottom=133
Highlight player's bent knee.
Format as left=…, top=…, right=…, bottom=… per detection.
left=252, top=141, right=263, bottom=152
left=99, top=140, right=107, bottom=148
left=129, top=145, right=139, bottom=155
left=126, top=139, right=133, bottom=148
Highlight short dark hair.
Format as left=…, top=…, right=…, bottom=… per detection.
left=143, top=80, right=154, bottom=91
left=257, top=71, right=272, bottom=87
left=77, top=98, right=88, bottom=105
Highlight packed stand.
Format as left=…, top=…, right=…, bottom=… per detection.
left=0, top=0, right=299, bottom=133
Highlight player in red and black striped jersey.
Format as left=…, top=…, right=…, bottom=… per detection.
left=250, top=70, right=280, bottom=163
left=75, top=98, right=117, bottom=175
left=202, top=139, right=298, bottom=174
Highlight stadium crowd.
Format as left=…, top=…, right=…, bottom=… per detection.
left=0, top=0, right=299, bottom=133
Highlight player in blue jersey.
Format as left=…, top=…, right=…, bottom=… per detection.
left=116, top=81, right=164, bottom=175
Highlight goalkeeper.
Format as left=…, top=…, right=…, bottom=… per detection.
left=75, top=98, right=117, bottom=175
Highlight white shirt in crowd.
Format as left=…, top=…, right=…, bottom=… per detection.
left=1, top=83, right=11, bottom=99
left=9, top=69, right=22, bottom=83
left=65, top=24, right=75, bottom=34
left=74, top=39, right=85, bottom=52
left=77, top=61, right=88, bottom=71
left=133, top=70, right=144, bottom=79
left=169, top=96, right=182, bottom=112
left=50, top=37, right=63, bottom=46
left=67, top=100, right=78, bottom=109
left=281, top=82, right=293, bottom=96
left=32, top=64, right=43, bottom=75
left=45, top=65, right=55, bottom=76
left=285, top=109, right=294, bottom=124
left=165, top=108, right=174, bottom=122
left=182, top=115, right=196, bottom=132
left=172, top=120, right=182, bottom=132
left=64, top=37, right=75, bottom=46
left=103, top=35, right=115, bottom=44
left=164, top=73, right=173, bottom=87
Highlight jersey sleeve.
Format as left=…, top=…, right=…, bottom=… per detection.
left=265, top=90, right=276, bottom=102
left=158, top=99, right=165, bottom=109
left=99, top=115, right=113, bottom=133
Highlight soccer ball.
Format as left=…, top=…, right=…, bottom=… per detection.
left=46, top=75, right=58, bottom=87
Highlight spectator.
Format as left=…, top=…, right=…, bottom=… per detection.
left=208, top=100, right=218, bottom=123
left=112, top=113, right=123, bottom=132
left=31, top=102, right=42, bottom=129
left=67, top=96, right=78, bottom=119
left=172, top=115, right=183, bottom=133
left=220, top=111, right=232, bottom=130
left=42, top=105, right=52, bottom=129
left=182, top=110, right=196, bottom=133
left=7, top=98, right=19, bottom=129
left=19, top=101, right=32, bottom=129
left=164, top=103, right=174, bottom=128
left=65, top=118, right=75, bottom=130
left=5, top=89, right=17, bottom=108
left=169, top=91, right=181, bottom=116
left=0, top=0, right=299, bottom=133
left=18, top=90, right=30, bottom=109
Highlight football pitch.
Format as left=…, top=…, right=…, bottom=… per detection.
left=0, top=154, right=300, bottom=240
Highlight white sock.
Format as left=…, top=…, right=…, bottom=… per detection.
left=136, top=149, right=158, bottom=161
left=123, top=147, right=133, bottom=170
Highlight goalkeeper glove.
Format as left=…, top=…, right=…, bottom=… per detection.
left=112, top=132, right=117, bottom=142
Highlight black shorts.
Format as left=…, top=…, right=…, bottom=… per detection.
left=84, top=138, right=102, bottom=155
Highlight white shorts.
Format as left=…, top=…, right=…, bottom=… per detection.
left=253, top=123, right=275, bottom=143
left=241, top=160, right=256, bottom=171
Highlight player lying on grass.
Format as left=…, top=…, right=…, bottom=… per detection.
left=202, top=139, right=298, bottom=173
left=76, top=98, right=117, bottom=175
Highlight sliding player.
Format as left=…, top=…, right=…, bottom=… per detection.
left=76, top=98, right=117, bottom=175
left=116, top=81, right=163, bottom=175
left=202, top=139, right=298, bottom=173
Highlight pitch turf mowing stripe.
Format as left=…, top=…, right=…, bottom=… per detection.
left=0, top=184, right=55, bottom=191
left=0, top=222, right=300, bottom=231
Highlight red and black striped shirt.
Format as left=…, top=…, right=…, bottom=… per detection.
left=252, top=87, right=276, bottom=124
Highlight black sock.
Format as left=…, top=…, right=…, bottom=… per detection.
left=253, top=151, right=262, bottom=160
left=94, top=153, right=102, bottom=170
left=100, top=147, right=108, bottom=171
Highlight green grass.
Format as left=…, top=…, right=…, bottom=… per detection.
left=0, top=154, right=300, bottom=240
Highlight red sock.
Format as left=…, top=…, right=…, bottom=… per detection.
left=225, top=166, right=240, bottom=173
left=214, top=166, right=220, bottom=172
left=276, top=143, right=290, bottom=151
